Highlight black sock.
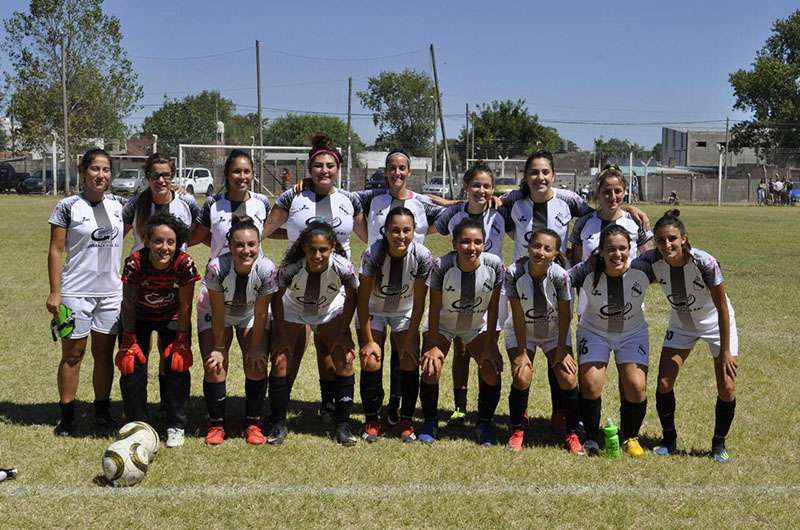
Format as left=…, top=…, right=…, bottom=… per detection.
left=419, top=381, right=439, bottom=422
left=547, top=365, right=563, bottom=413
left=203, top=381, right=226, bottom=426
left=713, top=398, right=736, bottom=448
left=93, top=399, right=110, bottom=417
left=59, top=401, right=75, bottom=426
left=580, top=396, right=602, bottom=442
left=159, top=373, right=167, bottom=411
left=453, top=387, right=468, bottom=411
left=334, top=375, right=355, bottom=424
left=320, top=379, right=335, bottom=409
left=268, top=376, right=289, bottom=424
left=508, top=386, right=529, bottom=428
left=389, top=344, right=401, bottom=403
left=477, top=378, right=501, bottom=425
left=399, top=369, right=419, bottom=420
left=360, top=370, right=382, bottom=422
left=620, top=399, right=647, bottom=439
left=656, top=390, right=677, bottom=442
left=562, top=386, right=580, bottom=434
left=244, top=378, right=267, bottom=426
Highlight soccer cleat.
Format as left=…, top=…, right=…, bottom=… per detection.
left=399, top=420, right=416, bottom=443
left=267, top=423, right=288, bottom=446
left=418, top=420, right=438, bottom=444
left=165, top=427, right=185, bottom=448
left=448, top=407, right=467, bottom=426
left=319, top=402, right=336, bottom=425
left=564, top=433, right=586, bottom=455
left=550, top=411, right=567, bottom=437
left=653, top=438, right=677, bottom=456
left=244, top=425, right=266, bottom=445
left=95, top=411, right=118, bottom=432
left=335, top=423, right=358, bottom=446
left=623, top=437, right=645, bottom=457
left=712, top=445, right=732, bottom=464
left=361, top=422, right=381, bottom=443
left=583, top=439, right=601, bottom=456
left=205, top=424, right=226, bottom=446
left=385, top=398, right=400, bottom=426
left=475, top=422, right=497, bottom=447
left=506, top=427, right=525, bottom=452
left=53, top=420, right=74, bottom=437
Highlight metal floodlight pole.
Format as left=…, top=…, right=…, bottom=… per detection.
left=51, top=131, right=58, bottom=195
left=717, top=146, right=724, bottom=207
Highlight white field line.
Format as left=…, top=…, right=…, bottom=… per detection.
left=1, top=483, right=799, bottom=498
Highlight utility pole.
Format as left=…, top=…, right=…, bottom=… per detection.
left=346, top=77, right=353, bottom=190
left=256, top=40, right=264, bottom=187
left=61, top=31, right=71, bottom=195
left=430, top=44, right=453, bottom=196
left=465, top=103, right=470, bottom=169
left=432, top=96, right=437, bottom=173
left=723, top=116, right=730, bottom=181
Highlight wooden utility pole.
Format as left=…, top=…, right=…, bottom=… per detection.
left=432, top=97, right=437, bottom=173
left=256, top=40, right=264, bottom=189
left=346, top=77, right=353, bottom=190
left=430, top=44, right=453, bottom=196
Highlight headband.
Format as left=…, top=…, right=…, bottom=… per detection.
left=309, top=148, right=342, bottom=166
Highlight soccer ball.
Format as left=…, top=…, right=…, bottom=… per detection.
left=102, top=439, right=149, bottom=487
left=117, top=421, right=159, bottom=462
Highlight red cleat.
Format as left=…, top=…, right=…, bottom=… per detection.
left=205, top=424, right=226, bottom=446
left=245, top=425, right=266, bottom=445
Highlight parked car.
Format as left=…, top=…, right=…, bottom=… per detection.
left=422, top=175, right=461, bottom=199
left=0, top=163, right=20, bottom=193
left=111, top=168, right=146, bottom=196
left=18, top=169, right=72, bottom=194
left=493, top=175, right=517, bottom=197
left=789, top=182, right=799, bottom=205
left=365, top=169, right=386, bottom=190
left=176, top=167, right=214, bottom=195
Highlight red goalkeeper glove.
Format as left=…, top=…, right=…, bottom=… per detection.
left=115, top=332, right=145, bottom=375
left=163, top=331, right=193, bottom=372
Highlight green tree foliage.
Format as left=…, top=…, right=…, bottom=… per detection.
left=357, top=69, right=435, bottom=155
left=651, top=142, right=662, bottom=162
left=729, top=9, right=800, bottom=162
left=265, top=113, right=364, bottom=165
left=2, top=0, right=142, bottom=152
left=594, top=136, right=648, bottom=161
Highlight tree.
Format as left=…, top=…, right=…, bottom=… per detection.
left=265, top=113, right=364, bottom=164
left=651, top=142, right=662, bottom=162
left=2, top=0, right=142, bottom=158
left=463, top=99, right=561, bottom=159
left=729, top=10, right=800, bottom=163
left=594, top=136, right=647, bottom=161
left=357, top=69, right=435, bottom=155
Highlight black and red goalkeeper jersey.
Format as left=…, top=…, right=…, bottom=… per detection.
left=122, top=249, right=200, bottom=321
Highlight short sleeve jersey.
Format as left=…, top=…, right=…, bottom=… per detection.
left=121, top=192, right=200, bottom=253
left=122, top=249, right=200, bottom=321
left=427, top=252, right=505, bottom=336
left=570, top=211, right=652, bottom=263
left=504, top=258, right=572, bottom=341
left=434, top=203, right=506, bottom=259
left=275, top=188, right=361, bottom=259
left=198, top=192, right=271, bottom=258
left=501, top=187, right=592, bottom=261
left=202, top=254, right=278, bottom=321
left=359, top=240, right=433, bottom=317
left=278, top=253, right=359, bottom=325
left=48, top=193, right=126, bottom=297
left=568, top=261, right=649, bottom=337
left=356, top=189, right=443, bottom=245
left=633, top=248, right=727, bottom=333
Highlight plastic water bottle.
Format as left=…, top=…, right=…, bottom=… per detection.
left=0, top=468, right=17, bottom=482
left=603, top=419, right=621, bottom=459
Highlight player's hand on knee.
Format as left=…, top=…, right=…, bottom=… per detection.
left=115, top=332, right=145, bottom=375
left=719, top=351, right=737, bottom=379
left=204, top=349, right=224, bottom=374
left=552, top=346, right=577, bottom=375
left=359, top=341, right=381, bottom=370
left=480, top=350, right=503, bottom=375
left=421, top=347, right=444, bottom=378
left=164, top=331, right=193, bottom=372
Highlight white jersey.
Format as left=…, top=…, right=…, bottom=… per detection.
left=570, top=211, right=652, bottom=263
left=634, top=248, right=731, bottom=333
left=501, top=187, right=592, bottom=260
left=121, top=191, right=200, bottom=252
left=434, top=203, right=506, bottom=259
left=359, top=240, right=433, bottom=317
left=200, top=254, right=278, bottom=321
left=275, top=188, right=361, bottom=259
left=568, top=261, right=649, bottom=338
left=504, top=259, right=571, bottom=341
left=48, top=193, right=126, bottom=297
left=199, top=192, right=271, bottom=259
left=356, top=189, right=443, bottom=245
left=278, top=253, right=359, bottom=325
left=427, top=252, right=505, bottom=336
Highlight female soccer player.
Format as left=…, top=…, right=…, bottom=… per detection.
left=636, top=210, right=738, bottom=463
left=569, top=224, right=651, bottom=457
left=47, top=148, right=124, bottom=435
left=116, top=212, right=200, bottom=448
left=419, top=218, right=505, bottom=445
left=269, top=221, right=359, bottom=446
left=504, top=229, right=581, bottom=454
left=198, top=215, right=278, bottom=446
left=357, top=207, right=432, bottom=443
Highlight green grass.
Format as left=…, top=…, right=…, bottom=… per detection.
left=0, top=195, right=798, bottom=528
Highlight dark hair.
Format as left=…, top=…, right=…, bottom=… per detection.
left=529, top=228, right=567, bottom=268
left=373, top=206, right=416, bottom=285
left=308, top=133, right=342, bottom=167
left=653, top=209, right=692, bottom=259
left=134, top=153, right=176, bottom=241
left=520, top=150, right=555, bottom=197
left=145, top=211, right=189, bottom=250
left=281, top=220, right=347, bottom=268
left=385, top=148, right=411, bottom=168
left=452, top=217, right=485, bottom=246
left=590, top=224, right=631, bottom=289
left=144, top=152, right=175, bottom=177
left=224, top=149, right=254, bottom=188
left=79, top=148, right=112, bottom=174
left=226, top=214, right=260, bottom=243
left=463, top=160, right=495, bottom=187
left=596, top=166, right=627, bottom=193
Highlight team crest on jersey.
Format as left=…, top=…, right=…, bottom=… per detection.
left=144, top=292, right=175, bottom=307
left=445, top=285, right=456, bottom=292
left=599, top=302, right=633, bottom=319
left=631, top=282, right=643, bottom=297
left=452, top=297, right=483, bottom=311
left=517, top=215, right=528, bottom=224
left=290, top=204, right=310, bottom=215
left=692, top=276, right=705, bottom=291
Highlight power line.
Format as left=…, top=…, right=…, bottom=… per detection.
left=268, top=48, right=426, bottom=62
left=131, top=47, right=251, bottom=60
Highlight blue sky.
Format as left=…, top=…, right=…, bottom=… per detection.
left=2, top=0, right=797, bottom=151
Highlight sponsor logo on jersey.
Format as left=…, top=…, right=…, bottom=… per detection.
left=296, top=295, right=327, bottom=306
left=452, top=296, right=483, bottom=311
left=666, top=293, right=696, bottom=309
left=337, top=204, right=351, bottom=215
left=91, top=226, right=120, bottom=242
left=377, top=284, right=410, bottom=297
left=484, top=239, right=493, bottom=252
left=445, top=285, right=456, bottom=292
left=555, top=212, right=570, bottom=226
left=327, top=283, right=339, bottom=292
left=599, top=302, right=633, bottom=319
left=482, top=280, right=494, bottom=291
left=305, top=216, right=342, bottom=229
left=591, top=288, right=602, bottom=296
left=525, top=307, right=554, bottom=321
left=143, top=292, right=175, bottom=307
left=290, top=204, right=310, bottom=215
left=491, top=223, right=501, bottom=234
left=631, top=282, right=643, bottom=297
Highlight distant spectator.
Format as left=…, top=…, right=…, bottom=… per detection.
left=757, top=177, right=768, bottom=206
left=668, top=190, right=679, bottom=205
left=280, top=168, right=292, bottom=191
left=782, top=176, right=792, bottom=205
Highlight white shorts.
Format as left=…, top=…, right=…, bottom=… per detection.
left=576, top=325, right=650, bottom=366
left=504, top=330, right=573, bottom=354
left=61, top=294, right=121, bottom=339
left=435, top=324, right=486, bottom=345
left=197, top=309, right=257, bottom=333
left=356, top=312, right=412, bottom=333
left=497, top=289, right=509, bottom=330
left=284, top=307, right=342, bottom=329
left=662, top=314, right=739, bottom=357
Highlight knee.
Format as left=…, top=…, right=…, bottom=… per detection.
left=271, top=353, right=289, bottom=376
left=553, top=365, right=576, bottom=389
left=580, top=377, right=602, bottom=399
left=61, top=349, right=86, bottom=367
left=480, top=364, right=499, bottom=386
left=657, top=376, right=675, bottom=394
left=335, top=351, right=355, bottom=376
left=718, top=379, right=736, bottom=401
left=511, top=361, right=532, bottom=389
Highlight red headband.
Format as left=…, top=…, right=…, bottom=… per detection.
left=309, top=148, right=342, bottom=166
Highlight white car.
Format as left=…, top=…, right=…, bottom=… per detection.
left=110, top=169, right=146, bottom=196
left=177, top=167, right=214, bottom=195
left=422, top=175, right=461, bottom=199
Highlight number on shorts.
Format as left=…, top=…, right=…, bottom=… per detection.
left=578, top=338, right=588, bottom=357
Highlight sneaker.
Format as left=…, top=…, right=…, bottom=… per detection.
left=361, top=422, right=381, bottom=443
left=550, top=411, right=566, bottom=437
left=564, top=432, right=586, bottom=455
left=267, top=423, right=288, bottom=446
left=319, top=402, right=335, bottom=425
left=385, top=398, right=400, bottom=426
left=712, top=445, right=732, bottom=464
left=54, top=420, right=74, bottom=437
left=475, top=422, right=497, bottom=447
left=335, top=423, right=358, bottom=446
left=623, top=437, right=645, bottom=457
left=244, top=425, right=266, bottom=445
left=448, top=407, right=467, bottom=426
left=506, top=427, right=525, bottom=452
left=399, top=420, right=416, bottom=443
left=583, top=439, right=601, bottom=456
left=205, top=425, right=226, bottom=446
left=165, top=427, right=185, bottom=448
left=418, top=420, right=438, bottom=444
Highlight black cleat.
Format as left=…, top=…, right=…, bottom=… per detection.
left=54, top=420, right=74, bottom=437
left=335, top=423, right=358, bottom=446
left=266, top=423, right=288, bottom=446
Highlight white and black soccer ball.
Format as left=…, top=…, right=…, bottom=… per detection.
left=102, top=439, right=149, bottom=487
left=116, top=421, right=159, bottom=462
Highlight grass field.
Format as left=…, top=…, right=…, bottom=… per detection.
left=0, top=195, right=798, bottom=528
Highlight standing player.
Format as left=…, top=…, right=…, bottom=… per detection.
left=569, top=225, right=651, bottom=457
left=116, top=212, right=200, bottom=448
left=419, top=218, right=505, bottom=445
left=198, top=215, right=278, bottom=446
left=357, top=207, right=432, bottom=443
left=635, top=210, right=738, bottom=463
left=269, top=221, right=359, bottom=446
left=47, top=148, right=124, bottom=435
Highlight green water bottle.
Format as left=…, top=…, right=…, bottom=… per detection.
left=603, top=418, right=621, bottom=459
